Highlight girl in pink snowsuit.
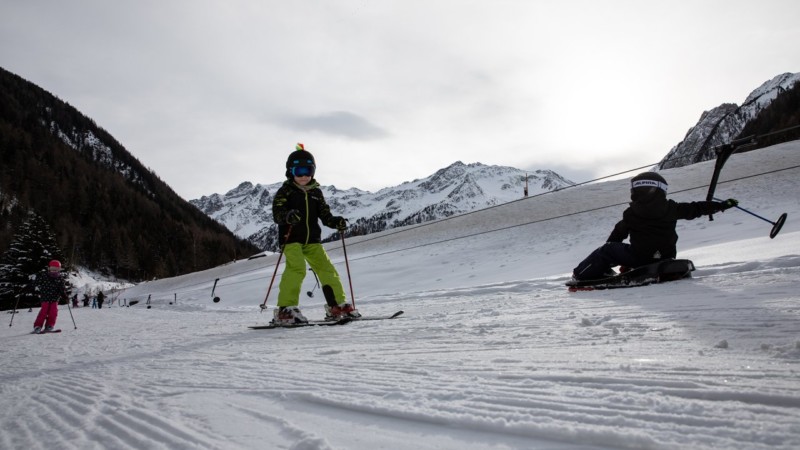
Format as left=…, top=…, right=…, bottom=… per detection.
left=32, top=260, right=68, bottom=333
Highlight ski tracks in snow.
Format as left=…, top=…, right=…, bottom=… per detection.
left=2, top=261, right=800, bottom=449
left=317, top=272, right=800, bottom=449
left=0, top=310, right=241, bottom=450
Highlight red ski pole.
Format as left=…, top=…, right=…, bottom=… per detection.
left=340, top=230, right=356, bottom=309
left=260, top=225, right=291, bottom=312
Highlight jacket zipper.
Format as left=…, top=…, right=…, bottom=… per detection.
left=303, top=190, right=310, bottom=245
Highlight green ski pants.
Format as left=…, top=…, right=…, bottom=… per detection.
left=277, top=243, right=347, bottom=307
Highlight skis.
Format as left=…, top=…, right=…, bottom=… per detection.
left=567, top=259, right=695, bottom=292
left=249, top=317, right=352, bottom=330
left=351, top=310, right=404, bottom=321
left=32, top=329, right=62, bottom=334
left=248, top=310, right=404, bottom=330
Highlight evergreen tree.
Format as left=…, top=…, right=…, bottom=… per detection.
left=0, top=211, right=69, bottom=310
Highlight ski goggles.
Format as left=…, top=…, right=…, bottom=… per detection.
left=631, top=179, right=668, bottom=193
left=291, top=165, right=315, bottom=177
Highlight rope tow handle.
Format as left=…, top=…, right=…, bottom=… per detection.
left=705, top=136, right=757, bottom=221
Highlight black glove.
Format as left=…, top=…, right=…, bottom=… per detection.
left=285, top=209, right=301, bottom=225
left=719, top=198, right=738, bottom=211
left=332, top=216, right=348, bottom=231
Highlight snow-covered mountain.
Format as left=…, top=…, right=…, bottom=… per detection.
left=190, top=162, right=574, bottom=251
left=658, top=72, right=800, bottom=169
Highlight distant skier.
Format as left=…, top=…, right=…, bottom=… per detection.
left=32, top=260, right=69, bottom=333
left=97, top=291, right=105, bottom=309
left=571, top=172, right=738, bottom=281
left=271, top=143, right=360, bottom=324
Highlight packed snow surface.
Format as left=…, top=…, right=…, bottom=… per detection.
left=3, top=142, right=800, bottom=449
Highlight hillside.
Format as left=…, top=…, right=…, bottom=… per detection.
left=0, top=66, right=258, bottom=282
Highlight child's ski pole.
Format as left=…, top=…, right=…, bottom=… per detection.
left=65, top=297, right=77, bottom=329
left=340, top=230, right=356, bottom=309
left=9, top=295, right=21, bottom=327
left=260, top=226, right=292, bottom=312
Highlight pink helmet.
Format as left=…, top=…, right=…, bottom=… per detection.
left=47, top=260, right=62, bottom=277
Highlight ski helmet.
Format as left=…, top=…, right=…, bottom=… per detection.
left=47, top=260, right=62, bottom=277
left=285, top=143, right=316, bottom=179
left=630, top=172, right=668, bottom=202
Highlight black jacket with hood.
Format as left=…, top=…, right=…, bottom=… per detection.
left=33, top=270, right=68, bottom=303
left=607, top=196, right=724, bottom=262
left=272, top=179, right=338, bottom=246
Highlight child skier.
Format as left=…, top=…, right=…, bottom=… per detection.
left=32, top=260, right=69, bottom=333
left=271, top=143, right=360, bottom=324
left=572, top=172, right=738, bottom=281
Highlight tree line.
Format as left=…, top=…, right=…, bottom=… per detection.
left=0, top=66, right=259, bottom=303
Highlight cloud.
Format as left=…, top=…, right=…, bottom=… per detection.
left=279, top=111, right=389, bottom=140
left=4, top=1, right=799, bottom=200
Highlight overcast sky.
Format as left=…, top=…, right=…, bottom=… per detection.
left=2, top=1, right=798, bottom=200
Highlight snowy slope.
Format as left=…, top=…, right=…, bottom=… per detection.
left=2, top=141, right=800, bottom=450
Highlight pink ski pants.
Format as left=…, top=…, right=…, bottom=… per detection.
left=34, top=302, right=59, bottom=328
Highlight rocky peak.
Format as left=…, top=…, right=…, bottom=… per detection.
left=658, top=72, right=800, bottom=169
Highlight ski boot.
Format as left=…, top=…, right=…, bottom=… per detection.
left=272, top=306, right=308, bottom=325
left=324, top=303, right=361, bottom=321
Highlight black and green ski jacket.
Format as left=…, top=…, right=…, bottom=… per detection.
left=272, top=179, right=338, bottom=246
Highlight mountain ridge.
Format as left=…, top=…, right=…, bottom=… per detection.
left=658, top=72, right=800, bottom=169
left=190, top=161, right=574, bottom=251
left=192, top=72, right=800, bottom=253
